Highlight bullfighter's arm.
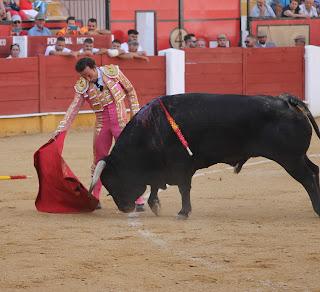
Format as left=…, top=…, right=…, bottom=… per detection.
left=118, top=69, right=140, bottom=117
left=54, top=93, right=85, bottom=135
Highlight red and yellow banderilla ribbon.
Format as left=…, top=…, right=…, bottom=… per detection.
left=159, top=99, right=193, bottom=156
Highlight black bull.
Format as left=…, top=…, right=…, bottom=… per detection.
left=89, top=93, right=320, bottom=218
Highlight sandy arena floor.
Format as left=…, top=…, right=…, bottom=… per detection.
left=1, top=127, right=320, bottom=292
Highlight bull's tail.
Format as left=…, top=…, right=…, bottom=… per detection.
left=285, top=95, right=320, bottom=140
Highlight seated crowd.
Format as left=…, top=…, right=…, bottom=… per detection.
left=183, top=29, right=305, bottom=49
left=250, top=0, right=319, bottom=18
left=1, top=7, right=150, bottom=60
left=0, top=0, right=316, bottom=59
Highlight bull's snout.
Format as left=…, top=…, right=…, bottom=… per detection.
left=118, top=203, right=135, bottom=213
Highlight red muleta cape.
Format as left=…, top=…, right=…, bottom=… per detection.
left=34, top=132, right=98, bottom=213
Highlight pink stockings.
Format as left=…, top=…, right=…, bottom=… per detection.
left=92, top=102, right=144, bottom=206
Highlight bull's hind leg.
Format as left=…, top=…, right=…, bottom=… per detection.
left=281, top=155, right=320, bottom=216
left=177, top=179, right=192, bottom=219
left=148, top=186, right=161, bottom=216
left=305, top=157, right=320, bottom=189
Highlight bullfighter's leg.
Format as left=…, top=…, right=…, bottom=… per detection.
left=110, top=103, right=145, bottom=209
left=281, top=155, right=320, bottom=216
left=177, top=179, right=192, bottom=219
left=148, top=186, right=161, bottom=216
left=92, top=110, right=113, bottom=200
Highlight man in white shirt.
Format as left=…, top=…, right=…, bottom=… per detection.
left=121, top=29, right=143, bottom=53
left=250, top=0, right=276, bottom=17
left=78, top=38, right=102, bottom=56
left=299, top=0, right=318, bottom=17
left=45, top=36, right=75, bottom=56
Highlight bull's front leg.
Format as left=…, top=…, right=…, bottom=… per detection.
left=148, top=186, right=161, bottom=216
left=177, top=182, right=192, bottom=219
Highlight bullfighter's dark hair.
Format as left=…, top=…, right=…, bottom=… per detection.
left=75, top=57, right=96, bottom=72
left=128, top=29, right=139, bottom=35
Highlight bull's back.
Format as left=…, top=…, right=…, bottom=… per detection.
left=161, top=93, right=311, bottom=162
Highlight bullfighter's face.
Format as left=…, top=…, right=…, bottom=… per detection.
left=79, top=66, right=98, bottom=82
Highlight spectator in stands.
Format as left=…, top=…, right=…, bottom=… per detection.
left=255, top=30, right=276, bottom=47
left=244, top=35, right=257, bottom=48
left=15, top=0, right=38, bottom=20
left=45, top=36, right=76, bottom=56
left=32, top=0, right=47, bottom=16
left=28, top=12, right=51, bottom=36
left=4, top=0, right=30, bottom=21
left=0, top=0, right=11, bottom=21
left=217, top=34, right=229, bottom=48
left=10, top=14, right=27, bottom=35
left=111, top=39, right=121, bottom=50
left=121, top=29, right=143, bottom=52
left=294, top=34, right=306, bottom=46
left=314, top=0, right=320, bottom=15
left=196, top=38, right=207, bottom=48
left=250, top=0, right=276, bottom=17
left=282, top=0, right=304, bottom=17
left=127, top=40, right=149, bottom=61
left=6, top=43, right=20, bottom=58
left=57, top=16, right=80, bottom=36
left=78, top=38, right=107, bottom=56
left=299, top=0, right=318, bottom=17
left=78, top=38, right=128, bottom=59
left=80, top=18, right=110, bottom=35
left=184, top=33, right=197, bottom=48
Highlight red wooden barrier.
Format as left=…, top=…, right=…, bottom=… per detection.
left=0, top=55, right=166, bottom=115
left=185, top=48, right=243, bottom=94
left=245, top=47, right=304, bottom=98
left=0, top=49, right=305, bottom=116
left=0, top=57, right=39, bottom=115
left=185, top=47, right=304, bottom=99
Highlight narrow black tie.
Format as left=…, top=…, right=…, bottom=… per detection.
left=94, top=80, right=104, bottom=91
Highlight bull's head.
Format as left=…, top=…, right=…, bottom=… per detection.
left=89, top=159, right=146, bottom=213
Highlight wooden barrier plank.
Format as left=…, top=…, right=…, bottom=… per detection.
left=186, top=47, right=304, bottom=99
left=0, top=57, right=39, bottom=115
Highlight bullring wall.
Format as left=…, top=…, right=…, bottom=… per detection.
left=0, top=47, right=305, bottom=136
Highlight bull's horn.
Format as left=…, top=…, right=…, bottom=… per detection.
left=88, top=160, right=107, bottom=195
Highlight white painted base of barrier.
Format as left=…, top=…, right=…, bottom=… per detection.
left=305, top=45, right=320, bottom=117
left=158, top=48, right=185, bottom=95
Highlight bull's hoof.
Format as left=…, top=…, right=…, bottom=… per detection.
left=150, top=201, right=161, bottom=216
left=176, top=213, right=189, bottom=220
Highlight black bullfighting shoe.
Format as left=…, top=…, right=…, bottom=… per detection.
left=135, top=204, right=145, bottom=212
